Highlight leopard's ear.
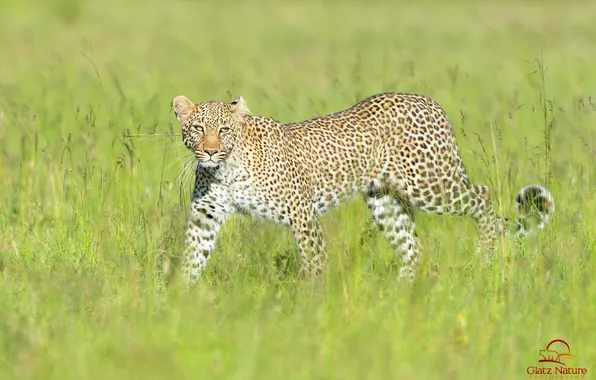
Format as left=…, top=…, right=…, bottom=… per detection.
left=230, top=96, right=250, bottom=120
left=172, top=95, right=196, bottom=123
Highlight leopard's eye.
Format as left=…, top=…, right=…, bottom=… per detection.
left=219, top=127, right=230, bottom=134
left=192, top=123, right=204, bottom=133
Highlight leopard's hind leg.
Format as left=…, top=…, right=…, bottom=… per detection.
left=366, top=186, right=421, bottom=281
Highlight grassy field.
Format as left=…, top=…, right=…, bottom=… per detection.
left=1, top=0, right=595, bottom=378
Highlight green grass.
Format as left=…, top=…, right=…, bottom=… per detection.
left=1, top=0, right=595, bottom=378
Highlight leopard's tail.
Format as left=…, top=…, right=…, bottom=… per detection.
left=512, top=185, right=555, bottom=238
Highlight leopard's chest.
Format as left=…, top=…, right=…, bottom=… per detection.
left=218, top=163, right=289, bottom=225
left=229, top=179, right=289, bottom=225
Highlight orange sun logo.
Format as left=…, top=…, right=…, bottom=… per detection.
left=538, top=339, right=575, bottom=366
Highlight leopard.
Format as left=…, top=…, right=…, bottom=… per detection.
left=171, top=92, right=555, bottom=286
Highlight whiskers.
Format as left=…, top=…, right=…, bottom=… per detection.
left=124, top=131, right=185, bottom=149
left=129, top=131, right=196, bottom=188
left=177, top=155, right=198, bottom=186
left=124, top=132, right=180, bottom=141
left=153, top=151, right=197, bottom=186
left=119, top=129, right=199, bottom=201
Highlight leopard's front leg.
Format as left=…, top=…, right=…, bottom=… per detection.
left=290, top=204, right=327, bottom=277
left=183, top=180, right=231, bottom=286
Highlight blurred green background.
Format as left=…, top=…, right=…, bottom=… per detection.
left=0, top=0, right=595, bottom=379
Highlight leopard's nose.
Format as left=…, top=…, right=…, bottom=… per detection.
left=204, top=149, right=218, bottom=156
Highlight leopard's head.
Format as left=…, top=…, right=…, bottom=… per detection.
left=172, top=95, right=250, bottom=168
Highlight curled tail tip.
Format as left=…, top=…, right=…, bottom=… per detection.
left=516, top=184, right=555, bottom=216
left=514, top=185, right=555, bottom=236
